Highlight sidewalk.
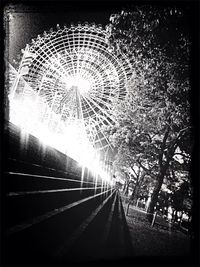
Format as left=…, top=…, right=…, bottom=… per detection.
left=123, top=201, right=191, bottom=256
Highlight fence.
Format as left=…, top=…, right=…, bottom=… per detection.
left=2, top=122, right=133, bottom=266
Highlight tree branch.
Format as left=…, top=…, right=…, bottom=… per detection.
left=158, top=123, right=171, bottom=168
left=166, top=126, right=190, bottom=162
left=130, top=166, right=138, bottom=179
left=174, top=152, right=191, bottom=160
left=137, top=160, right=149, bottom=172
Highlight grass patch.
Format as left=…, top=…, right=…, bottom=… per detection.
left=123, top=203, right=191, bottom=256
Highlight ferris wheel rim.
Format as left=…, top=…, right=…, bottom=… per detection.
left=14, top=22, right=132, bottom=151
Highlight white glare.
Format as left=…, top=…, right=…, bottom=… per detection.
left=65, top=75, right=91, bottom=95
left=9, top=93, right=112, bottom=185
left=7, top=22, right=134, bottom=187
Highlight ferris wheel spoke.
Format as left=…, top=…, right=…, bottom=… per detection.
left=37, top=43, right=67, bottom=78
left=63, top=36, right=76, bottom=76
left=80, top=95, right=107, bottom=127
left=13, top=24, right=132, bottom=152
left=31, top=48, right=67, bottom=86
left=91, top=130, right=106, bottom=149
left=88, top=92, right=115, bottom=110
left=90, top=88, right=118, bottom=102
left=80, top=95, right=113, bottom=148
left=83, top=94, right=115, bottom=125
left=81, top=101, right=114, bottom=149
left=84, top=118, right=107, bottom=149
left=40, top=40, right=78, bottom=82
left=88, top=95, right=114, bottom=118
left=84, top=98, right=112, bottom=128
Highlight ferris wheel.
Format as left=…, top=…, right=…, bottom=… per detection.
left=10, top=23, right=132, bottom=152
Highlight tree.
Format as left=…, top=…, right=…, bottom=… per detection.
left=156, top=190, right=171, bottom=214
left=112, top=145, right=142, bottom=197
left=105, top=6, right=193, bottom=219
left=172, top=180, right=191, bottom=211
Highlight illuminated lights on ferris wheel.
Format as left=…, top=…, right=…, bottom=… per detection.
left=8, top=23, right=132, bottom=158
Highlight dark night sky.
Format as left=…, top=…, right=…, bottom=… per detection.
left=5, top=1, right=127, bottom=62
left=4, top=1, right=198, bottom=65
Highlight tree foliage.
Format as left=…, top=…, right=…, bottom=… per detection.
left=172, top=180, right=192, bottom=212
left=105, top=5, right=193, bottom=216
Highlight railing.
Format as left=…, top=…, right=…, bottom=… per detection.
left=2, top=122, right=133, bottom=266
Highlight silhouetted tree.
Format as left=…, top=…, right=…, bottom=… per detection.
left=105, top=6, right=193, bottom=220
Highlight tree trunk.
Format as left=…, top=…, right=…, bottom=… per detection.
left=147, top=171, right=165, bottom=221
left=147, top=125, right=172, bottom=221
left=122, top=182, right=126, bottom=193
left=124, top=181, right=129, bottom=196
left=130, top=172, right=144, bottom=205
left=174, top=210, right=178, bottom=223
left=172, top=210, right=176, bottom=222
left=130, top=182, right=139, bottom=206
left=178, top=211, right=183, bottom=227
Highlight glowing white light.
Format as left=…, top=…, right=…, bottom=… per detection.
left=8, top=23, right=134, bottom=186
left=173, top=147, right=184, bottom=164
left=9, top=93, right=112, bottom=184
left=65, top=75, right=91, bottom=95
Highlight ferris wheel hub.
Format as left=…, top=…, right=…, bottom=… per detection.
left=10, top=23, right=132, bottom=152
left=65, top=75, right=91, bottom=95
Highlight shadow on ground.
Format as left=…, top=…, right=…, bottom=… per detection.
left=123, top=201, right=191, bottom=257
